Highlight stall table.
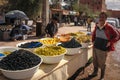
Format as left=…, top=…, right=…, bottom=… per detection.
left=0, top=46, right=93, bottom=80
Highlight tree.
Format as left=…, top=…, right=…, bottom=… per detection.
left=72, top=2, right=99, bottom=18
left=7, top=0, right=42, bottom=19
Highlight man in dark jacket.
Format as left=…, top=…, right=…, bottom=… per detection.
left=45, top=17, right=58, bottom=37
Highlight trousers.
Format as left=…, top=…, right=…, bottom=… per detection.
left=93, top=48, right=108, bottom=78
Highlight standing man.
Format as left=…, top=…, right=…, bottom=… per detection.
left=45, top=17, right=58, bottom=37
left=89, top=12, right=119, bottom=80
left=36, top=16, right=42, bottom=37
left=87, top=16, right=92, bottom=32
left=74, top=16, right=78, bottom=26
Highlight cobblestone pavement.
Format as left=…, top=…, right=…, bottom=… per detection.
left=0, top=23, right=120, bottom=80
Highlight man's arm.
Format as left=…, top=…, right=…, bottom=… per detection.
left=92, top=26, right=97, bottom=43
left=45, top=24, right=50, bottom=33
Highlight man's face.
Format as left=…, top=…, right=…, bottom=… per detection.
left=99, top=14, right=107, bottom=26
left=53, top=20, right=57, bottom=24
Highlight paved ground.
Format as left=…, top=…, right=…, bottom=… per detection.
left=60, top=23, right=120, bottom=80
left=0, top=23, right=120, bottom=80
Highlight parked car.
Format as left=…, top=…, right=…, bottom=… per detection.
left=106, top=17, right=120, bottom=28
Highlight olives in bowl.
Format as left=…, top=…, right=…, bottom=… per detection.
left=34, top=46, right=67, bottom=64
left=0, top=46, right=18, bottom=60
left=57, top=38, right=82, bottom=55
left=16, top=41, right=43, bottom=52
left=0, top=49, right=42, bottom=79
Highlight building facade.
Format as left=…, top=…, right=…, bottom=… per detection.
left=107, top=10, right=120, bottom=18
left=79, top=0, right=120, bottom=18
left=79, top=0, right=106, bottom=12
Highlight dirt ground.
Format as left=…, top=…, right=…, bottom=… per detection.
left=0, top=23, right=120, bottom=80
left=75, top=53, right=120, bottom=80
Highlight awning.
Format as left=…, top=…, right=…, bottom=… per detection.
left=51, top=9, right=69, bottom=15
left=69, top=11, right=79, bottom=15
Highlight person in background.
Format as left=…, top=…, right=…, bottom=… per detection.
left=87, top=16, right=92, bottom=32
left=9, top=24, right=23, bottom=41
left=74, top=16, right=78, bottom=26
left=36, top=16, right=42, bottom=22
left=65, top=15, right=68, bottom=24
left=83, top=15, right=87, bottom=26
left=89, top=12, right=119, bottom=80
left=45, top=17, right=58, bottom=37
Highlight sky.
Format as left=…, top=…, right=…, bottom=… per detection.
left=105, top=0, right=120, bottom=10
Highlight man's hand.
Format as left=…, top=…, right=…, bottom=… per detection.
left=106, top=42, right=110, bottom=47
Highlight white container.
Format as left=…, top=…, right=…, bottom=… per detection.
left=23, top=35, right=28, bottom=40
left=0, top=59, right=42, bottom=79
left=0, top=46, right=18, bottom=60
left=16, top=41, right=43, bottom=52
left=66, top=47, right=81, bottom=55
left=39, top=50, right=67, bottom=64
left=39, top=37, right=59, bottom=46
left=81, top=43, right=89, bottom=48
left=56, top=43, right=81, bottom=55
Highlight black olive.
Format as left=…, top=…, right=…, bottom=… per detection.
left=0, top=49, right=41, bottom=70
left=58, top=38, right=82, bottom=48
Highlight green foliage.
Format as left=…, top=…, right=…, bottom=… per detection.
left=72, top=2, right=100, bottom=18
left=79, top=4, right=93, bottom=17
left=72, top=3, right=79, bottom=11
left=8, top=0, right=42, bottom=19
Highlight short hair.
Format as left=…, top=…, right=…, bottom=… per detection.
left=99, top=12, right=107, bottom=18
left=52, top=17, right=58, bottom=21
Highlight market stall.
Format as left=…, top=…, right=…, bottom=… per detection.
left=0, top=32, right=93, bottom=80
left=0, top=43, right=92, bottom=80
left=0, top=47, right=92, bottom=80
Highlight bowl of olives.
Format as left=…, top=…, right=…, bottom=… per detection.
left=34, top=46, right=67, bottom=64
left=16, top=41, right=43, bottom=52
left=0, top=49, right=42, bottom=79
left=39, top=37, right=59, bottom=46
left=57, top=38, right=82, bottom=55
left=0, top=46, right=18, bottom=60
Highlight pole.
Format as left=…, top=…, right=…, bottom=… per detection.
left=42, top=0, right=49, bottom=27
left=41, top=0, right=49, bottom=35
